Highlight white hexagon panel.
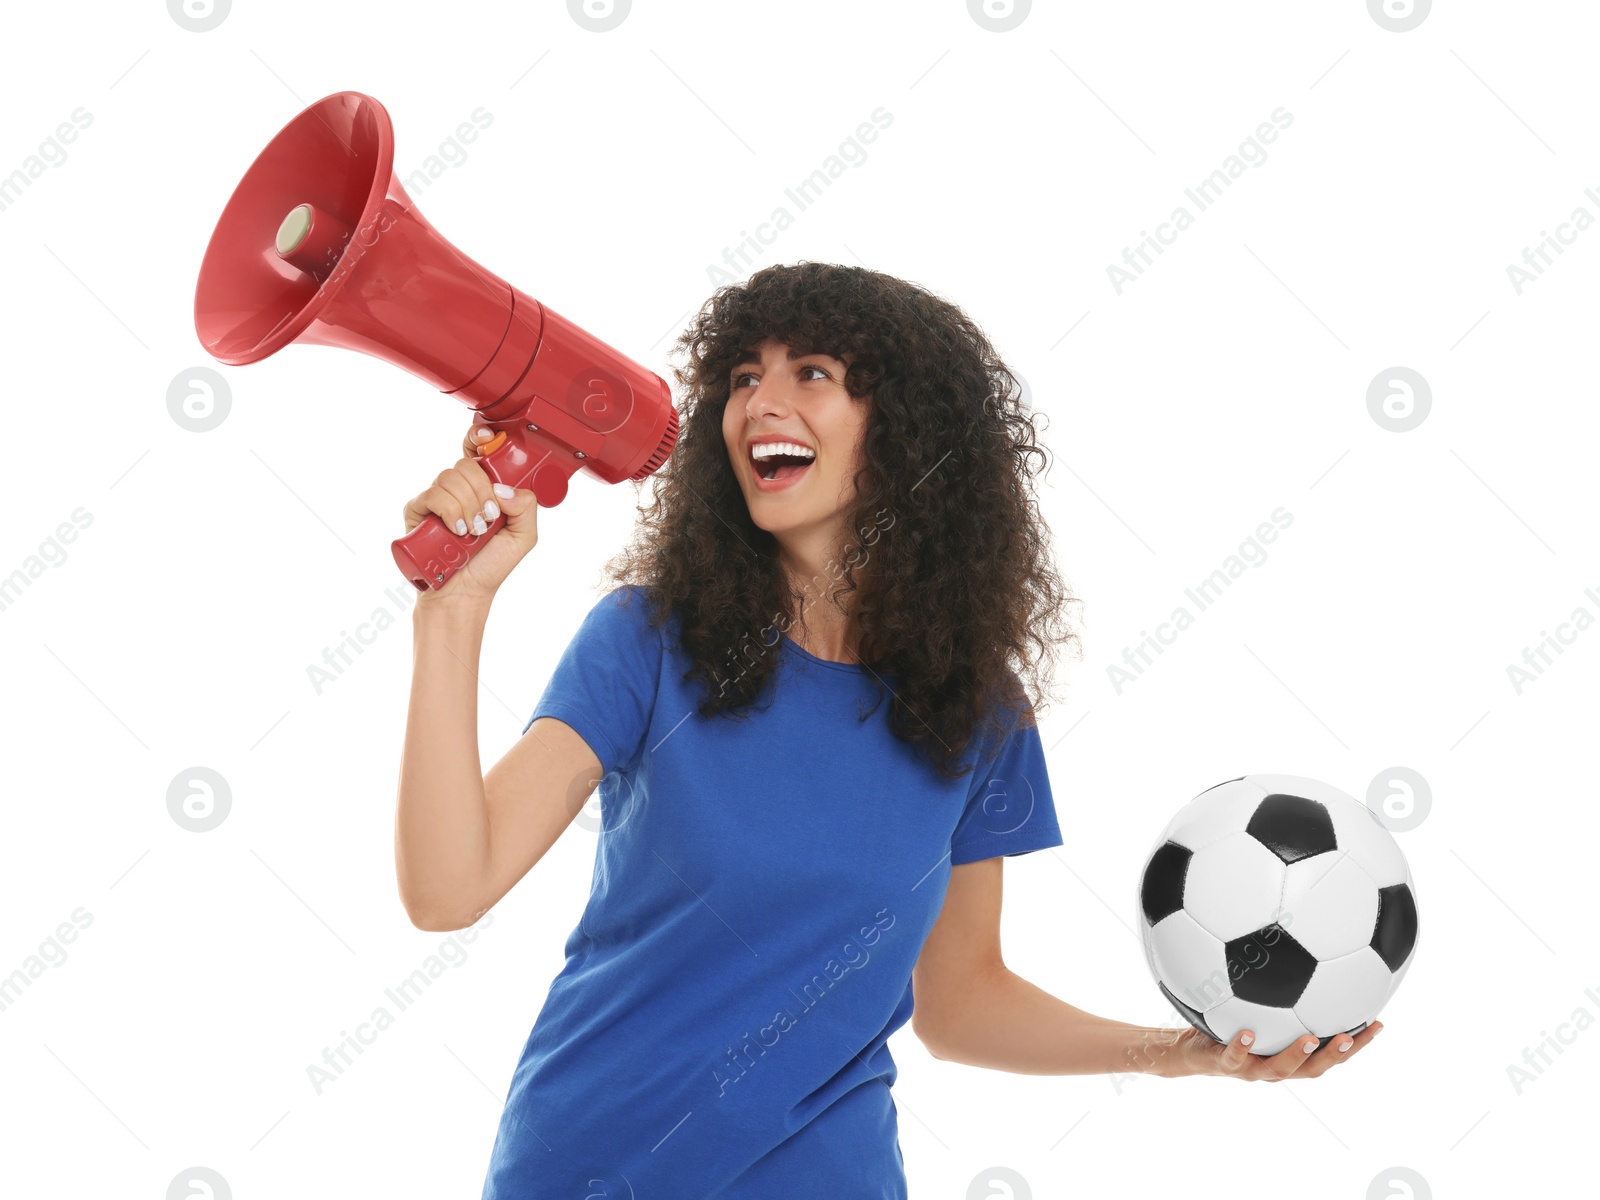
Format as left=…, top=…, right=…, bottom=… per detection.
left=1295, top=947, right=1394, bottom=1037
left=1279, top=852, right=1380, bottom=960
left=1182, top=832, right=1287, bottom=942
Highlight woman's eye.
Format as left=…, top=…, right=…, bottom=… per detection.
left=731, top=365, right=828, bottom=389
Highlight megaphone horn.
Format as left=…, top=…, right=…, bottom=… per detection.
left=193, top=90, right=679, bottom=591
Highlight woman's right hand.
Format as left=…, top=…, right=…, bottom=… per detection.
left=402, top=426, right=539, bottom=604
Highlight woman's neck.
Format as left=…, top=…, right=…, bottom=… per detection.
left=776, top=544, right=881, bottom=664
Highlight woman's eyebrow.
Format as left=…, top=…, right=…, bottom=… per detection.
left=732, top=349, right=841, bottom=371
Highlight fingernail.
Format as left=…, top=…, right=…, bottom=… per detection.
left=1303, top=1040, right=1317, bottom=1054
left=1239, top=1032, right=1253, bottom=1047
left=471, top=514, right=488, bottom=535
left=484, top=499, right=500, bottom=521
left=493, top=482, right=515, bottom=500
left=454, top=518, right=468, bottom=536
left=472, top=427, right=494, bottom=441
left=1338, top=1040, right=1353, bottom=1052
left=1371, top=1024, right=1383, bottom=1037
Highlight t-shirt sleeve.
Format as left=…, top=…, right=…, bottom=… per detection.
left=948, top=706, right=1063, bottom=866
left=521, top=586, right=663, bottom=778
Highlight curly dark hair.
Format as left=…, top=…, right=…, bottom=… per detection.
left=600, top=261, right=1079, bottom=780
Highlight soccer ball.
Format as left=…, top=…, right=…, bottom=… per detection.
left=1137, top=774, right=1419, bottom=1056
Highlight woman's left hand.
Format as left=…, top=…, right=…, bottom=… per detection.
left=1166, top=1020, right=1383, bottom=1080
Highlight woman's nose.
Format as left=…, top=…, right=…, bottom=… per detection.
left=746, top=381, right=793, bottom=419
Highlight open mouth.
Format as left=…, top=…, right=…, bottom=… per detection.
left=750, top=445, right=816, bottom=483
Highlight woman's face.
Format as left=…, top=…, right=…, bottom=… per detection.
left=721, top=337, right=869, bottom=540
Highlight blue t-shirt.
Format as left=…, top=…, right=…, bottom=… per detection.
left=481, top=586, right=1063, bottom=1199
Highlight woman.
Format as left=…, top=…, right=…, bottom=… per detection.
left=395, top=262, right=1380, bottom=1199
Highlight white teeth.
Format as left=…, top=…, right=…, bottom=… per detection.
left=750, top=441, right=816, bottom=461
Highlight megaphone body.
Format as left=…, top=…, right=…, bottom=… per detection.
left=193, top=91, right=678, bottom=591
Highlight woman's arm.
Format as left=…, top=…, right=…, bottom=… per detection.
left=910, top=857, right=1382, bottom=1081
left=396, top=595, right=492, bottom=929
left=397, top=595, right=606, bottom=931
left=393, top=446, right=603, bottom=931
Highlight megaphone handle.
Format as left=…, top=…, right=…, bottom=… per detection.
left=391, top=512, right=503, bottom=592
left=390, top=457, right=571, bottom=592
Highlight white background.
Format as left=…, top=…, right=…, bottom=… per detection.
left=2, top=1, right=1593, bottom=1197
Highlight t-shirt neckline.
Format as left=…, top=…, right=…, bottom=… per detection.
left=780, top=633, right=894, bottom=676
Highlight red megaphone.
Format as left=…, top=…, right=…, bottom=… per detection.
left=193, top=90, right=678, bottom=591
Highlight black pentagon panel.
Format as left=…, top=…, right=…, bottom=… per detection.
left=1224, top=924, right=1319, bottom=1007
left=1371, top=883, right=1419, bottom=970
left=1315, top=1022, right=1369, bottom=1052
left=1140, top=841, right=1192, bottom=925
left=1247, top=794, right=1338, bottom=864
left=1159, top=981, right=1223, bottom=1044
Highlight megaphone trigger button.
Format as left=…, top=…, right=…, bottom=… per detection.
left=473, top=430, right=507, bottom=457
